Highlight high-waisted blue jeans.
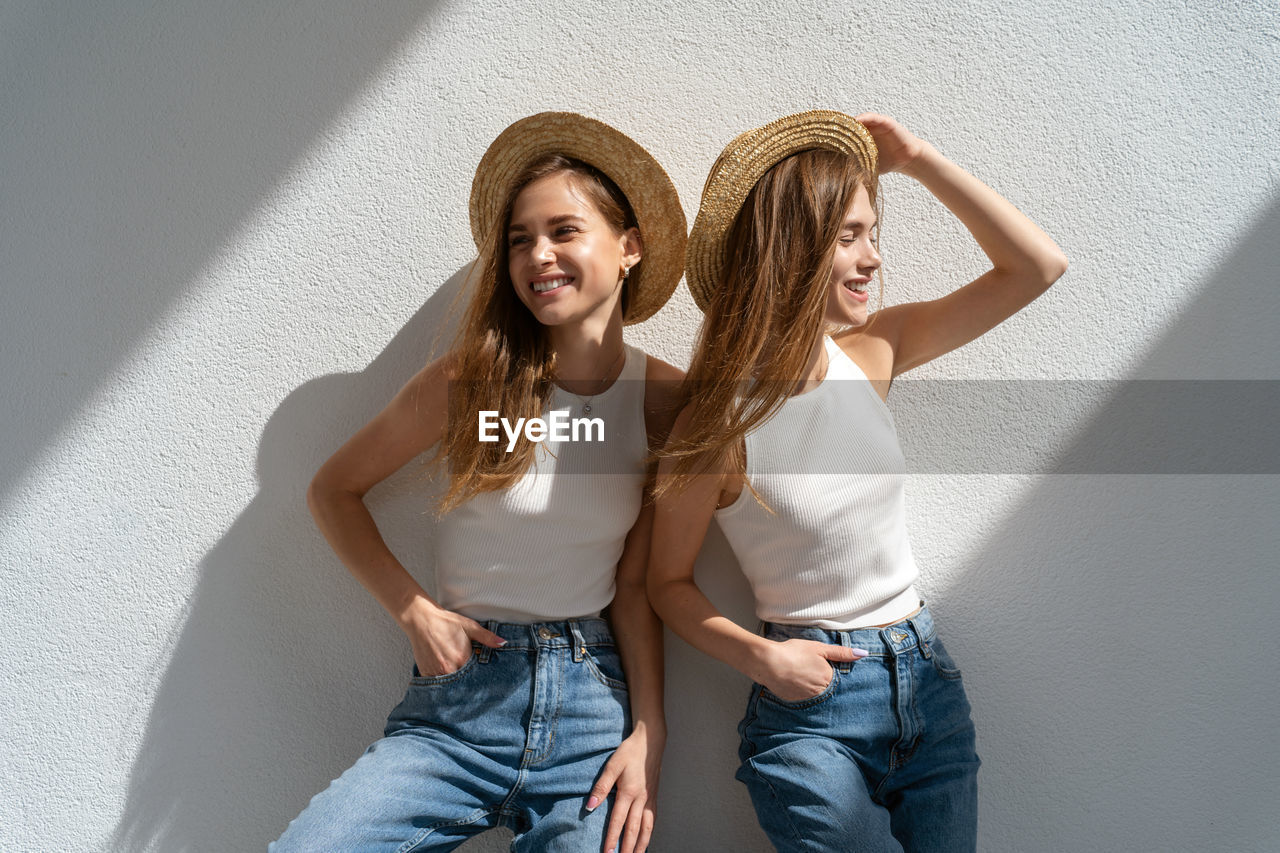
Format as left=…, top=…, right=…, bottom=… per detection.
left=737, top=605, right=979, bottom=852
left=270, top=618, right=630, bottom=852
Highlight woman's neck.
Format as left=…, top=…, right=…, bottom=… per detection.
left=547, top=313, right=627, bottom=395
left=792, top=333, right=828, bottom=395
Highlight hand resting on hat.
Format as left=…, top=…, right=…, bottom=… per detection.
left=855, top=112, right=926, bottom=175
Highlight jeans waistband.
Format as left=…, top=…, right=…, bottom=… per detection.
left=475, top=617, right=615, bottom=661
left=762, top=604, right=938, bottom=660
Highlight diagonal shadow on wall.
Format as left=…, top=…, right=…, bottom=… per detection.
left=921, top=196, right=1280, bottom=850
left=0, top=0, right=440, bottom=503
left=108, top=268, right=466, bottom=852
left=103, top=178, right=1279, bottom=849
left=648, top=196, right=1280, bottom=852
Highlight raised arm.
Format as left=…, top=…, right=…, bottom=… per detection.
left=307, top=355, right=505, bottom=677
left=853, top=113, right=1069, bottom=378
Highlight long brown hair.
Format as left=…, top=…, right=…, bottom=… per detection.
left=433, top=154, right=637, bottom=513
left=658, top=148, right=878, bottom=499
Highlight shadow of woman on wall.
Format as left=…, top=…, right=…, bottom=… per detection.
left=109, top=268, right=470, bottom=853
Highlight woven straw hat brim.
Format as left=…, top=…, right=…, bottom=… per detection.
left=470, top=112, right=687, bottom=326
left=685, top=110, right=878, bottom=312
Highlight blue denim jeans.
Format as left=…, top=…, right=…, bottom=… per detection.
left=270, top=618, right=630, bottom=852
left=737, top=605, right=979, bottom=852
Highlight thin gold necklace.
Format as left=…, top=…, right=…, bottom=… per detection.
left=557, top=346, right=625, bottom=415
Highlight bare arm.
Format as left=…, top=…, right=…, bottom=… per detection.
left=609, top=504, right=667, bottom=740
left=592, top=503, right=664, bottom=853
left=588, top=356, right=682, bottom=853
left=307, top=355, right=504, bottom=676
left=852, top=113, right=1069, bottom=378
left=646, top=410, right=862, bottom=703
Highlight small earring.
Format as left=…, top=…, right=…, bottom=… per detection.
left=621, top=265, right=631, bottom=280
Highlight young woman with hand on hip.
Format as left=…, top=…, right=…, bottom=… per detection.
left=648, top=110, right=1068, bottom=852
left=271, top=112, right=686, bottom=853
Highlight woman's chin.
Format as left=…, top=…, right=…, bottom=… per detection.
left=521, top=299, right=576, bottom=327
left=527, top=304, right=604, bottom=332
left=825, top=308, right=869, bottom=329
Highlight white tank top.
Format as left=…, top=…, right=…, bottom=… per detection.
left=434, top=344, right=649, bottom=623
left=715, top=335, right=920, bottom=629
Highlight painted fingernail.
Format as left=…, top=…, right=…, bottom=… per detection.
left=851, top=648, right=869, bottom=657
left=586, top=795, right=601, bottom=811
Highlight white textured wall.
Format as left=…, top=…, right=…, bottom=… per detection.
left=3, top=1, right=1278, bottom=850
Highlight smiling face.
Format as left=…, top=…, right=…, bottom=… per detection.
left=823, top=182, right=881, bottom=327
left=506, top=171, right=641, bottom=330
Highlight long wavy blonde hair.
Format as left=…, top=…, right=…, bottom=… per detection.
left=658, top=148, right=879, bottom=499
left=433, top=154, right=636, bottom=513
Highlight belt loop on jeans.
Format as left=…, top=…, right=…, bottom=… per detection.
left=567, top=620, right=586, bottom=662
left=907, top=616, right=932, bottom=659
left=833, top=628, right=854, bottom=673
left=478, top=620, right=500, bottom=664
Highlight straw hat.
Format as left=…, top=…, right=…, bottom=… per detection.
left=685, top=110, right=878, bottom=311
left=470, top=112, right=686, bottom=325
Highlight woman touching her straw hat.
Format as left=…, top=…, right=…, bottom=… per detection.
left=271, top=112, right=686, bottom=853
left=648, top=110, right=1067, bottom=852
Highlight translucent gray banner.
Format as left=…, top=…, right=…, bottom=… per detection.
left=448, top=380, right=1280, bottom=474
left=891, top=380, right=1279, bottom=474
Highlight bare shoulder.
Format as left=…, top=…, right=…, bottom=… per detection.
left=644, top=353, right=685, bottom=379
left=831, top=323, right=895, bottom=388
left=664, top=397, right=696, bottom=441
left=312, top=352, right=457, bottom=494
left=393, top=352, right=457, bottom=420
left=660, top=399, right=742, bottom=509
left=643, top=354, right=686, bottom=443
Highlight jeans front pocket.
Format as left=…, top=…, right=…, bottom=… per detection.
left=582, top=644, right=629, bottom=692
left=758, top=665, right=841, bottom=710
left=409, top=647, right=481, bottom=687
left=928, top=637, right=963, bottom=681
left=387, top=649, right=485, bottom=736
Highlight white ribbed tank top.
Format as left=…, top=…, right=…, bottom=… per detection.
left=434, top=344, right=649, bottom=623
left=715, top=335, right=920, bottom=629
